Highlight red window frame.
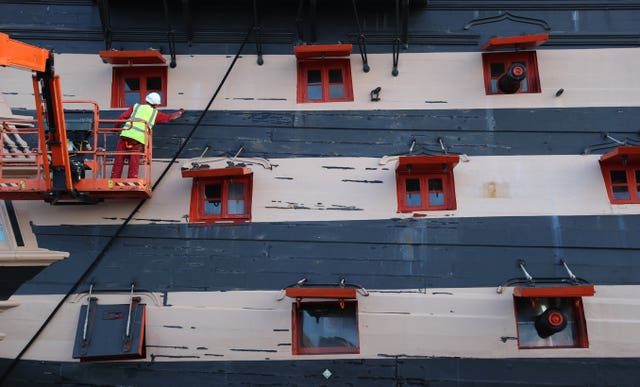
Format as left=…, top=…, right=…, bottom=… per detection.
left=599, top=147, right=640, bottom=204
left=110, top=66, right=167, bottom=108
left=482, top=51, right=541, bottom=95
left=396, top=156, right=458, bottom=212
left=512, top=285, right=593, bottom=350
left=291, top=300, right=360, bottom=355
left=296, top=59, right=353, bottom=103
left=188, top=174, right=253, bottom=223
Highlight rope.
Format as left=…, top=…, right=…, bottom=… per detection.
left=351, top=0, right=369, bottom=72
left=0, top=24, right=254, bottom=385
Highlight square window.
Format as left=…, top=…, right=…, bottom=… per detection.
left=599, top=148, right=640, bottom=204
left=292, top=301, right=360, bottom=355
left=297, top=59, right=353, bottom=103
left=396, top=156, right=459, bottom=212
left=482, top=51, right=541, bottom=95
left=189, top=174, right=252, bottom=223
left=514, top=296, right=589, bottom=349
left=111, top=66, right=167, bottom=108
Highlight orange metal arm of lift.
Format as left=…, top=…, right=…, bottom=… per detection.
left=0, top=32, right=49, bottom=72
left=0, top=32, right=74, bottom=196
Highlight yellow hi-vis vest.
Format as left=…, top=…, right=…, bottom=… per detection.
left=120, top=103, right=158, bottom=145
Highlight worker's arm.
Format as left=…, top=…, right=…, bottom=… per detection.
left=114, top=106, right=134, bottom=128
left=155, top=108, right=184, bottom=124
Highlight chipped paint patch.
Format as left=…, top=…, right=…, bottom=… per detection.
left=322, top=166, right=355, bottom=170
left=229, top=348, right=278, bottom=353
left=341, top=179, right=383, bottom=183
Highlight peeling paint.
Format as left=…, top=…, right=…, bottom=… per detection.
left=265, top=204, right=311, bottom=210
left=341, top=179, right=383, bottom=184
left=151, top=354, right=200, bottom=360
left=377, top=311, right=411, bottom=315
left=322, top=166, right=355, bottom=170
left=326, top=205, right=363, bottom=211
left=500, top=336, right=518, bottom=343
left=482, top=181, right=510, bottom=198
left=229, top=348, right=278, bottom=353
left=161, top=325, right=183, bottom=329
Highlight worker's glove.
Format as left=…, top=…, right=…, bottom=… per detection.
left=170, top=109, right=185, bottom=121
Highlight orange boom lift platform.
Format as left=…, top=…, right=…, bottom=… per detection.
left=0, top=32, right=152, bottom=203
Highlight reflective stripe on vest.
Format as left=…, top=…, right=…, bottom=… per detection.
left=120, top=103, right=158, bottom=145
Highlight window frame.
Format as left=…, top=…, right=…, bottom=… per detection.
left=189, top=174, right=253, bottom=223
left=291, top=300, right=360, bottom=355
left=600, top=164, right=640, bottom=204
left=599, top=147, right=640, bottom=204
left=482, top=51, right=541, bottom=95
left=296, top=58, right=354, bottom=103
left=512, top=285, right=592, bottom=350
left=513, top=296, right=589, bottom=350
left=110, top=66, right=168, bottom=108
left=395, top=156, right=459, bottom=212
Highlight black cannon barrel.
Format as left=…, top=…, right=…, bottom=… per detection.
left=498, top=63, right=527, bottom=94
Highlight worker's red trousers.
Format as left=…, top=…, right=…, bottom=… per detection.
left=110, top=136, right=144, bottom=179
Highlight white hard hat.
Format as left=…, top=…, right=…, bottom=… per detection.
left=145, top=92, right=161, bottom=105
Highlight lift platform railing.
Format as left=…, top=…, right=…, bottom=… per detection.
left=0, top=100, right=153, bottom=202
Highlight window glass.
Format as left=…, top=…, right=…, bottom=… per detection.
left=328, top=69, right=344, bottom=99
left=636, top=170, right=640, bottom=199
left=328, top=69, right=343, bottom=83
left=428, top=178, right=444, bottom=206
left=298, top=302, right=358, bottom=351
left=147, top=77, right=162, bottom=91
left=405, top=178, right=421, bottom=207
left=329, top=85, right=344, bottom=99
left=307, top=85, right=322, bottom=100
left=406, top=178, right=420, bottom=192
left=227, top=182, right=245, bottom=215
left=307, top=70, right=323, bottom=100
left=490, top=62, right=505, bottom=77
left=307, top=70, right=321, bottom=84
left=611, top=170, right=627, bottom=184
left=0, top=223, right=5, bottom=242
left=125, top=92, right=140, bottom=106
left=204, top=183, right=222, bottom=215
left=610, top=170, right=630, bottom=200
left=613, top=186, right=630, bottom=200
left=124, top=78, right=140, bottom=92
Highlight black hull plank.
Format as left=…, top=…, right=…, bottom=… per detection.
left=2, top=357, right=639, bottom=387
left=15, top=215, right=640, bottom=295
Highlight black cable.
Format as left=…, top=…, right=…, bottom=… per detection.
left=351, top=0, right=369, bottom=72
left=0, top=24, right=254, bottom=386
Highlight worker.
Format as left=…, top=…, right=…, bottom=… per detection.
left=111, top=92, right=184, bottom=179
